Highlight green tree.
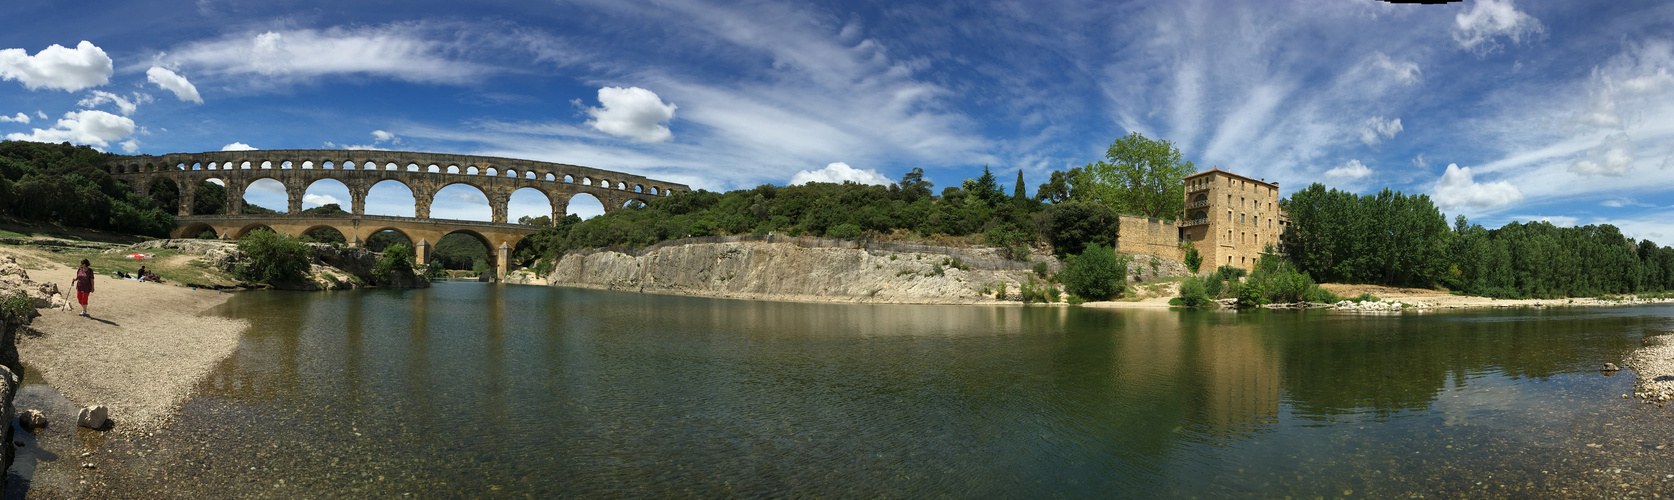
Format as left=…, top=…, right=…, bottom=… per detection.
left=1059, top=243, right=1129, bottom=301
left=1077, top=132, right=1196, bottom=218
left=373, top=243, right=416, bottom=283
left=235, top=229, right=315, bottom=284
left=1012, top=170, right=1026, bottom=201
left=1038, top=201, right=1119, bottom=257
left=1035, top=167, right=1081, bottom=203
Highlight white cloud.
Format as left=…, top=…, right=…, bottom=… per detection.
left=583, top=86, right=677, bottom=143
left=221, top=142, right=257, bottom=151
left=33, top=111, right=45, bottom=119
left=146, top=66, right=203, bottom=103
left=5, top=110, right=135, bottom=148
left=325, top=130, right=399, bottom=151
left=1453, top=0, right=1544, bottom=54
left=1371, top=52, right=1421, bottom=86
left=1569, top=133, right=1635, bottom=177
left=157, top=25, right=504, bottom=87
left=1324, top=159, right=1372, bottom=185
left=0, top=41, right=113, bottom=92
left=1601, top=198, right=1655, bottom=208
left=121, top=140, right=139, bottom=153
left=302, top=193, right=342, bottom=207
left=77, top=90, right=150, bottom=116
left=1411, top=153, right=1429, bottom=169
left=0, top=113, right=27, bottom=124
left=1359, top=116, right=1403, bottom=146
left=1433, top=163, right=1523, bottom=209
left=372, top=130, right=396, bottom=143
left=788, top=162, right=892, bottom=186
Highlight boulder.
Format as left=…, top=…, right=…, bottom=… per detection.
left=18, top=410, right=45, bottom=428
left=77, top=406, right=109, bottom=430
left=1603, top=362, right=1621, bottom=372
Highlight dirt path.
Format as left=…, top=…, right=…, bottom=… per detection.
left=2, top=246, right=246, bottom=434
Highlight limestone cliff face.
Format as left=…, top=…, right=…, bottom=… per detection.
left=547, top=241, right=1043, bottom=304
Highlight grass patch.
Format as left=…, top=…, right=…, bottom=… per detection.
left=38, top=248, right=235, bottom=286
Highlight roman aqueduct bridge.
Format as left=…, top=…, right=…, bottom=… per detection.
left=102, top=150, right=691, bottom=278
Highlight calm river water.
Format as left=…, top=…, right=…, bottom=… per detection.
left=29, top=283, right=1674, bottom=497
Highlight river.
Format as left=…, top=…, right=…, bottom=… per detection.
left=18, top=283, right=1674, bottom=497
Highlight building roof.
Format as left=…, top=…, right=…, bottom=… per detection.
left=1183, top=168, right=1279, bottom=188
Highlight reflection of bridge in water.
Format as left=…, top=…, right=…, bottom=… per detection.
left=104, top=150, right=691, bottom=278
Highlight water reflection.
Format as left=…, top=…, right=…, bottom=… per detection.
left=129, top=287, right=1674, bottom=496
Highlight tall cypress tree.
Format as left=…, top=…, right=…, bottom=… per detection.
left=1013, top=170, right=1026, bottom=200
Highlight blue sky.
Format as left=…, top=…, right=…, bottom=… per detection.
left=2, top=0, right=1673, bottom=241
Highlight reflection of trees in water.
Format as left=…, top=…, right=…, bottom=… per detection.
left=1274, top=309, right=1654, bottom=421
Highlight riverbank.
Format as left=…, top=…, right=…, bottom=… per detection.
left=0, top=245, right=246, bottom=434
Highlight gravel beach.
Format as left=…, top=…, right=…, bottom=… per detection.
left=3, top=247, right=246, bottom=434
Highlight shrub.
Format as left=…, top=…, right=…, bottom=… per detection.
left=1175, top=276, right=1216, bottom=308
left=1045, top=283, right=1062, bottom=302
left=235, top=229, right=315, bottom=284
left=373, top=243, right=416, bottom=284
left=1235, top=254, right=1337, bottom=307
left=1, top=291, right=33, bottom=324
left=995, top=281, right=1007, bottom=300
left=1032, top=261, right=1050, bottom=279
left=1182, top=241, right=1202, bottom=273
left=1214, top=265, right=1247, bottom=281
left=1020, top=276, right=1047, bottom=303
left=1039, top=201, right=1119, bottom=257
left=1059, top=243, right=1129, bottom=301
left=828, top=223, right=863, bottom=239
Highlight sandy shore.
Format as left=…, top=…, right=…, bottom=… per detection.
left=2, top=247, right=246, bottom=434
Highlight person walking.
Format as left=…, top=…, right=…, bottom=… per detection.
left=72, top=259, right=94, bottom=317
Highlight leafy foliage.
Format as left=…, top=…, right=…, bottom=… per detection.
left=1, top=291, right=33, bottom=325
left=234, top=229, right=315, bottom=284
left=373, top=243, right=416, bottom=283
left=1059, top=243, right=1129, bottom=301
left=0, top=140, right=174, bottom=237
left=1280, top=183, right=1450, bottom=288
left=1446, top=217, right=1665, bottom=299
left=512, top=171, right=1052, bottom=268
left=1182, top=240, right=1202, bottom=273
left=1036, top=201, right=1119, bottom=258
left=1076, top=132, right=1197, bottom=219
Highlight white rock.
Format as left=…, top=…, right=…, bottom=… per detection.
left=77, top=405, right=109, bottom=430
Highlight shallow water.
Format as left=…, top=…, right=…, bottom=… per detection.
left=13, top=283, right=1674, bottom=497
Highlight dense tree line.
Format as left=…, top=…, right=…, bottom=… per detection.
left=1281, top=182, right=1674, bottom=299
left=0, top=140, right=175, bottom=237
left=1279, top=184, right=1450, bottom=288
left=512, top=167, right=1124, bottom=269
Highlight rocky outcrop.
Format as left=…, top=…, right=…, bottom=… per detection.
left=0, top=256, right=36, bottom=493
left=546, top=241, right=1045, bottom=304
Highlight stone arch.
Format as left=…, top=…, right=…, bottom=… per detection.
left=362, top=227, right=415, bottom=252
left=303, top=178, right=351, bottom=212
left=543, top=173, right=554, bottom=181
left=1192, top=211, right=1207, bottom=220
left=260, top=161, right=273, bottom=170
left=406, top=163, right=420, bottom=172
left=564, top=174, right=574, bottom=183
left=447, top=165, right=460, bottom=174
left=633, top=184, right=644, bottom=193
left=508, top=187, right=552, bottom=224
left=366, top=179, right=417, bottom=217
left=428, top=164, right=440, bottom=173
left=177, top=221, right=220, bottom=240
left=467, top=166, right=480, bottom=175
left=581, top=176, right=593, bottom=186
left=486, top=167, right=499, bottom=177
left=281, top=161, right=294, bottom=170
left=649, top=186, right=659, bottom=195
left=567, top=192, right=605, bottom=219
left=386, top=163, right=399, bottom=171
left=323, top=161, right=336, bottom=170
left=430, top=182, right=492, bottom=221
left=1193, top=193, right=1208, bottom=203
left=232, top=223, right=278, bottom=239
left=242, top=177, right=288, bottom=213
left=504, top=168, right=518, bottom=178
left=616, top=181, right=626, bottom=190
left=299, top=224, right=348, bottom=244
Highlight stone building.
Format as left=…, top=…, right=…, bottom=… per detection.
left=1176, top=169, right=1287, bottom=271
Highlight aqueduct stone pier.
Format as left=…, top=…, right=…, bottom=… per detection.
left=103, top=149, right=691, bottom=278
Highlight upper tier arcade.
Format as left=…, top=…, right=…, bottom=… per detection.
left=103, top=150, right=692, bottom=223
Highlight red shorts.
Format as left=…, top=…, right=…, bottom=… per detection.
left=77, top=291, right=89, bottom=305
